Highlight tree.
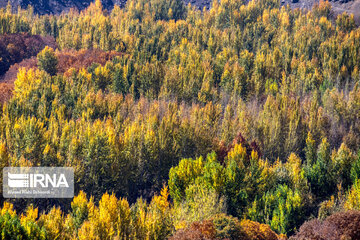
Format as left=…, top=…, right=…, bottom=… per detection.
left=168, top=156, right=205, bottom=204
left=20, top=205, right=46, bottom=240
left=37, top=46, right=58, bottom=76
left=350, top=151, right=360, bottom=184
left=305, top=138, right=336, bottom=199
left=305, top=132, right=317, bottom=166
left=173, top=181, right=226, bottom=228
left=345, top=180, right=360, bottom=210
left=247, top=184, right=304, bottom=235
left=38, top=207, right=64, bottom=239
left=0, top=213, right=27, bottom=240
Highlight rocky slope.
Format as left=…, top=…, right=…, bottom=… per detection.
left=0, top=0, right=127, bottom=14
left=0, top=0, right=358, bottom=24
left=282, top=0, right=360, bottom=24
left=0, top=0, right=211, bottom=14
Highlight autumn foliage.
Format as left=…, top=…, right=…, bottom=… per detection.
left=290, top=211, right=360, bottom=240
left=0, top=33, right=56, bottom=75
left=0, top=0, right=360, bottom=239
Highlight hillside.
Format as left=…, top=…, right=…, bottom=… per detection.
left=0, top=0, right=211, bottom=13
left=1, top=0, right=360, bottom=239
left=0, top=0, right=127, bottom=14
left=1, top=0, right=360, bottom=20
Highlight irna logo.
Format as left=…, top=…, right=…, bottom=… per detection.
left=3, top=167, right=74, bottom=198
left=8, top=173, right=69, bottom=188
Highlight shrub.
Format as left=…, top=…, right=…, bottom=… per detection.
left=169, top=220, right=217, bottom=240
left=291, top=210, right=360, bottom=240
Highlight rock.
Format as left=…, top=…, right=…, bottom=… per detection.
left=0, top=0, right=213, bottom=14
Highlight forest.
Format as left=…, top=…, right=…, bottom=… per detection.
left=0, top=0, right=360, bottom=238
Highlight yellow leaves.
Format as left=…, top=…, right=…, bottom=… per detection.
left=345, top=180, right=360, bottom=210
left=251, top=150, right=259, bottom=162
left=122, top=121, right=141, bottom=147
left=168, top=8, right=173, bottom=19
left=99, top=193, right=118, bottom=224
left=180, top=38, right=188, bottom=49
left=78, top=68, right=92, bottom=83
left=106, top=125, right=116, bottom=147
left=262, top=9, right=270, bottom=25
left=73, top=189, right=167, bottom=240
left=86, top=196, right=97, bottom=220
left=332, top=143, right=353, bottom=167
left=168, top=156, right=205, bottom=203
left=0, top=141, right=9, bottom=167
left=280, top=11, right=290, bottom=29
left=12, top=116, right=46, bottom=165
left=95, top=0, right=102, bottom=11
left=1, top=202, right=16, bottom=216
left=149, top=187, right=171, bottom=230
left=71, top=190, right=89, bottom=214
left=20, top=205, right=38, bottom=224
left=159, top=186, right=170, bottom=210
left=183, top=157, right=204, bottom=180
left=93, top=65, right=111, bottom=89
left=286, top=153, right=306, bottom=190
left=174, top=220, right=187, bottom=231
left=291, top=191, right=302, bottom=209
left=43, top=144, right=51, bottom=155
left=318, top=195, right=337, bottom=219
left=145, top=186, right=173, bottom=239
left=257, top=158, right=276, bottom=190
left=319, top=16, right=330, bottom=28
left=14, top=68, right=44, bottom=100
left=77, top=192, right=133, bottom=240
left=240, top=219, right=280, bottom=240
left=117, top=198, right=131, bottom=238
left=198, top=66, right=216, bottom=103
left=227, top=143, right=247, bottom=167
left=19, top=205, right=46, bottom=240
left=38, top=207, right=64, bottom=240
left=85, top=0, right=103, bottom=17
left=77, top=221, right=97, bottom=240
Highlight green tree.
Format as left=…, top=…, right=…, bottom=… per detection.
left=0, top=213, right=27, bottom=240
left=37, top=46, right=58, bottom=76
left=305, top=138, right=336, bottom=199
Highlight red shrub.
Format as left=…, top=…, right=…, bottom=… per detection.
left=0, top=83, right=14, bottom=104
left=326, top=211, right=360, bottom=240
left=170, top=220, right=217, bottom=240
left=0, top=49, right=123, bottom=101
left=170, top=217, right=282, bottom=240
left=0, top=33, right=56, bottom=75
left=56, top=49, right=123, bottom=74
left=290, top=210, right=360, bottom=240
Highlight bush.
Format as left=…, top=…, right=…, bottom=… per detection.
left=169, top=220, right=217, bottom=240
left=291, top=210, right=360, bottom=240
left=171, top=215, right=281, bottom=240
left=212, top=214, right=242, bottom=239
left=240, top=219, right=281, bottom=240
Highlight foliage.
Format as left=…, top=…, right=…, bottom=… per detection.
left=0, top=33, right=56, bottom=75
left=172, top=182, right=226, bottom=229
left=0, top=0, right=360, bottom=238
left=344, top=180, right=360, bottom=211
left=170, top=214, right=281, bottom=240
left=37, top=46, right=58, bottom=76
left=291, top=210, right=360, bottom=240
left=247, top=184, right=303, bottom=235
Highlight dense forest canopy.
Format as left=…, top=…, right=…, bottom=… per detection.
left=0, top=0, right=360, bottom=239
